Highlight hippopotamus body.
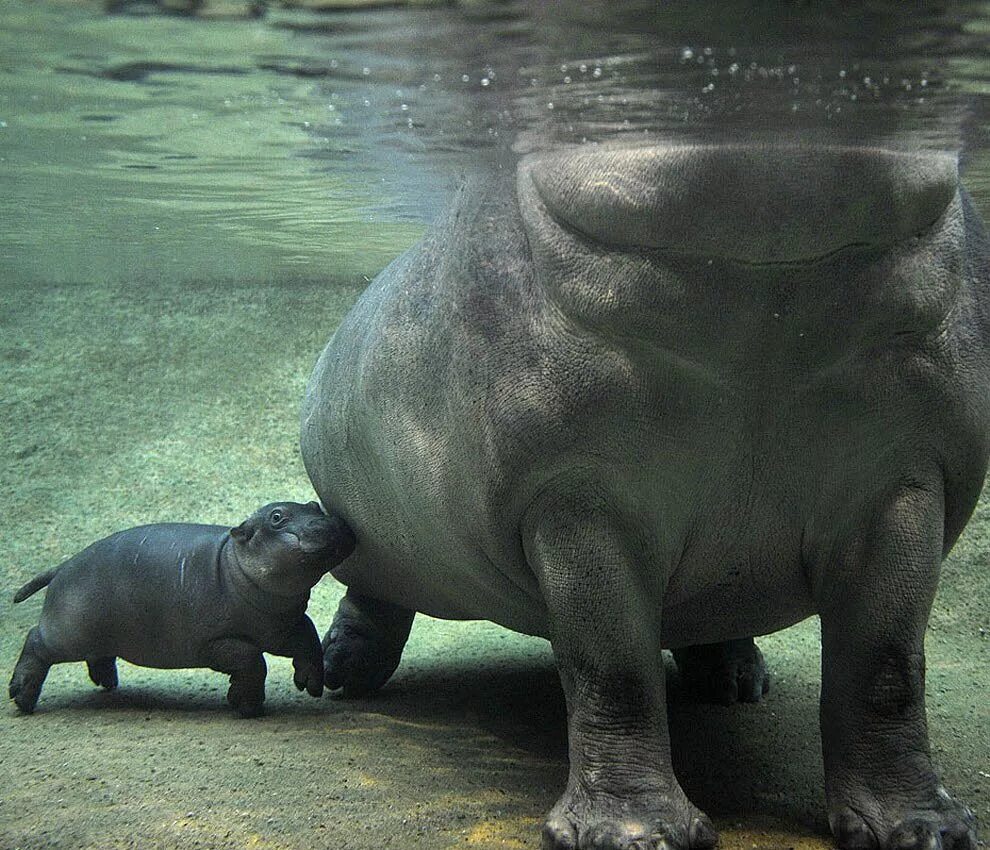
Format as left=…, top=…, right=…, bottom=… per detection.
left=9, top=501, right=356, bottom=716
left=300, top=142, right=989, bottom=850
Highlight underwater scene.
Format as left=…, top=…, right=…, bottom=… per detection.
left=1, top=1, right=989, bottom=848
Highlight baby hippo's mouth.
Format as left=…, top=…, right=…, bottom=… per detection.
left=296, top=514, right=357, bottom=563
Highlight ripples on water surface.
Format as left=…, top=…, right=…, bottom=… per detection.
left=2, top=0, right=989, bottom=286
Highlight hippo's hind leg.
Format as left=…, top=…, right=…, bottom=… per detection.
left=819, top=482, right=977, bottom=850
left=9, top=627, right=56, bottom=714
left=527, top=488, right=717, bottom=850
left=322, top=589, right=415, bottom=697
left=86, top=657, right=118, bottom=690
left=673, top=637, right=769, bottom=705
left=206, top=638, right=267, bottom=718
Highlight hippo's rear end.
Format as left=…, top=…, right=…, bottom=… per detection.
left=301, top=142, right=990, bottom=850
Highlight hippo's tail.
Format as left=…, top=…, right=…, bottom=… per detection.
left=13, top=569, right=58, bottom=603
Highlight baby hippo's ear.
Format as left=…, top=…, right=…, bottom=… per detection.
left=230, top=522, right=251, bottom=543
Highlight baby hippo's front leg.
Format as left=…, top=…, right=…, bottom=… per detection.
left=271, top=614, right=325, bottom=698
left=207, top=638, right=267, bottom=718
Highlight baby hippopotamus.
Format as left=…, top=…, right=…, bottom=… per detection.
left=8, top=501, right=356, bottom=717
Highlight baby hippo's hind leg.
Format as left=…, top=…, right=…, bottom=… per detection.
left=87, top=657, right=118, bottom=690
left=9, top=627, right=56, bottom=714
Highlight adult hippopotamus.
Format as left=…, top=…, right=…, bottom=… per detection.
left=300, top=142, right=989, bottom=850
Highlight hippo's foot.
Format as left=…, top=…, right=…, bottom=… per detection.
left=87, top=657, right=118, bottom=690
left=820, top=485, right=980, bottom=850
left=9, top=627, right=53, bottom=714
left=543, top=785, right=717, bottom=850
left=292, top=656, right=324, bottom=698
left=207, top=638, right=267, bottom=717
left=530, top=494, right=718, bottom=850
left=323, top=589, right=415, bottom=697
left=828, top=786, right=977, bottom=850
left=672, top=637, right=769, bottom=705
left=226, top=674, right=266, bottom=718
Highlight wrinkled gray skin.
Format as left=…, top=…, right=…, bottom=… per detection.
left=9, top=501, right=356, bottom=717
left=301, top=143, right=990, bottom=850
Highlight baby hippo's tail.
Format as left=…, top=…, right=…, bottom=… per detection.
left=13, top=569, right=58, bottom=603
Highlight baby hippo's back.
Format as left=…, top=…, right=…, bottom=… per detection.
left=38, top=524, right=231, bottom=668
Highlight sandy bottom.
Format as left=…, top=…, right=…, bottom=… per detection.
left=1, top=275, right=987, bottom=849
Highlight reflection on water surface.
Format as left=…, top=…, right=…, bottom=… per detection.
left=1, top=0, right=989, bottom=286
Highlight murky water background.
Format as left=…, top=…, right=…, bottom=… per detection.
left=2, top=0, right=989, bottom=289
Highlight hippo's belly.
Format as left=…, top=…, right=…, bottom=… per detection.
left=301, top=142, right=990, bottom=646
left=306, top=290, right=970, bottom=646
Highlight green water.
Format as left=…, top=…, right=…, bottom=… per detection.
left=0, top=2, right=988, bottom=849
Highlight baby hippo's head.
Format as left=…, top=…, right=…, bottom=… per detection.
left=230, top=501, right=356, bottom=596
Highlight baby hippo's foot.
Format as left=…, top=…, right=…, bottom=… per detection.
left=9, top=627, right=53, bottom=714
left=292, top=657, right=324, bottom=698
left=323, top=590, right=414, bottom=697
left=673, top=638, right=769, bottom=705
left=543, top=784, right=718, bottom=850
left=830, top=787, right=977, bottom=850
left=225, top=657, right=267, bottom=718
left=227, top=679, right=265, bottom=718
left=87, top=657, right=118, bottom=690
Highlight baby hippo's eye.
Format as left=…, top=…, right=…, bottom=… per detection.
left=269, top=509, right=285, bottom=526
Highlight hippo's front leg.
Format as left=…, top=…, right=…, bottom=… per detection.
left=819, top=483, right=977, bottom=850
left=322, top=589, right=415, bottom=697
left=269, top=614, right=324, bottom=698
left=207, top=638, right=267, bottom=718
left=525, top=488, right=717, bottom=850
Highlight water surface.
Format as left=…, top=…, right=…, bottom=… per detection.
left=3, top=0, right=989, bottom=287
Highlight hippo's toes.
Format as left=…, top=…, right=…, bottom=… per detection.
left=830, top=790, right=978, bottom=850
left=226, top=682, right=266, bottom=718
left=292, top=658, right=324, bottom=698
left=673, top=637, right=769, bottom=705
left=87, top=657, right=118, bottom=690
left=8, top=670, right=44, bottom=715
left=224, top=658, right=267, bottom=718
left=322, top=592, right=413, bottom=698
left=9, top=627, right=52, bottom=714
left=542, top=786, right=718, bottom=850
left=323, top=622, right=400, bottom=697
